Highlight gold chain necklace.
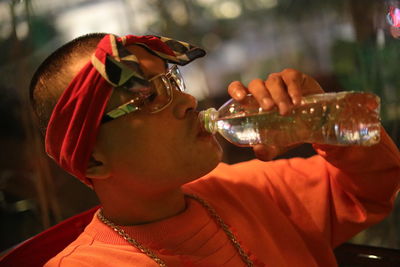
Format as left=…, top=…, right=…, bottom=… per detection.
left=97, top=194, right=254, bottom=267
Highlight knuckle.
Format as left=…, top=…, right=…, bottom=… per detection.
left=228, top=80, right=242, bottom=88
left=282, top=68, right=297, bottom=74
left=248, top=78, right=263, bottom=88
left=266, top=73, right=280, bottom=85
left=267, top=73, right=279, bottom=80
left=282, top=68, right=301, bottom=80
left=228, top=80, right=242, bottom=91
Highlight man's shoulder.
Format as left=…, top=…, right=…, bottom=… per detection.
left=44, top=231, right=94, bottom=266
left=44, top=232, right=149, bottom=266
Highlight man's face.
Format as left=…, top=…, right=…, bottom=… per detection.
left=93, top=46, right=223, bottom=193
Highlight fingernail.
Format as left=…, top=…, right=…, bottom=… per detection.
left=278, top=102, right=289, bottom=115
left=292, top=97, right=301, bottom=105
left=236, top=90, right=245, bottom=99
left=261, top=98, right=274, bottom=110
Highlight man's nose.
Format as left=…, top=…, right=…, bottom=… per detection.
left=172, top=90, right=198, bottom=119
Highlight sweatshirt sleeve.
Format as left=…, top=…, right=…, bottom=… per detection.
left=216, top=129, right=400, bottom=247
left=310, top=127, right=400, bottom=247
left=259, top=127, right=400, bottom=248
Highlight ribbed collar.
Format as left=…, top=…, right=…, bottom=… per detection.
left=85, top=197, right=215, bottom=250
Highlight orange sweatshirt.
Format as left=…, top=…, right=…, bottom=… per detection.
left=46, top=129, right=400, bottom=266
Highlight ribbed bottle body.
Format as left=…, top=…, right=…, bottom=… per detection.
left=200, top=92, right=381, bottom=147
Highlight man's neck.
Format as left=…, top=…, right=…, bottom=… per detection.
left=95, top=185, right=187, bottom=226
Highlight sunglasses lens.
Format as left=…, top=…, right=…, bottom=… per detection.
left=144, top=65, right=184, bottom=113
left=169, top=66, right=185, bottom=92
left=145, top=76, right=172, bottom=112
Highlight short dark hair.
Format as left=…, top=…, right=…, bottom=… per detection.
left=29, top=33, right=107, bottom=136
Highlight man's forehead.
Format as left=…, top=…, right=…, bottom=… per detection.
left=125, top=45, right=167, bottom=78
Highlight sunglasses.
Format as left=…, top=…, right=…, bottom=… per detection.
left=102, top=65, right=185, bottom=123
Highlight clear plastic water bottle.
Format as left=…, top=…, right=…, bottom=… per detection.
left=199, top=91, right=381, bottom=147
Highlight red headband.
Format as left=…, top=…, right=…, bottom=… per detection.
left=45, top=34, right=205, bottom=186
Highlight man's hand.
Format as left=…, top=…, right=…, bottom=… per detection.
left=227, top=68, right=324, bottom=161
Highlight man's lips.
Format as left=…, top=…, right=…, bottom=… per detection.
left=197, top=126, right=212, bottom=138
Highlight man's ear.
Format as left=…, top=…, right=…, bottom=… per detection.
left=86, top=152, right=111, bottom=180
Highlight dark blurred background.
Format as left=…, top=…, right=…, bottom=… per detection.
left=0, top=0, right=399, bottom=254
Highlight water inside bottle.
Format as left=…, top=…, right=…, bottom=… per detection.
left=216, top=113, right=296, bottom=146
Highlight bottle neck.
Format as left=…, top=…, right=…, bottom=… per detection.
left=198, top=108, right=219, bottom=134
